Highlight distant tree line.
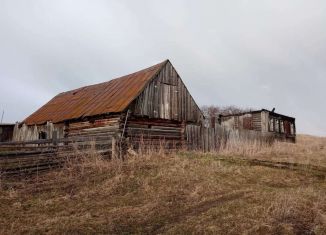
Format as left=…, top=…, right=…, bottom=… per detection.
left=201, top=105, right=253, bottom=120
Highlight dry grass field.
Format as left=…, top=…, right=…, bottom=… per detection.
left=221, top=134, right=326, bottom=167
left=1, top=135, right=326, bottom=234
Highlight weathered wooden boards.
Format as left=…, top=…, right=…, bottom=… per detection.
left=0, top=135, right=115, bottom=176
left=220, top=110, right=296, bottom=143
left=13, top=122, right=65, bottom=142
left=185, top=124, right=277, bottom=152
left=11, top=116, right=121, bottom=142
left=220, top=113, right=261, bottom=132
left=67, top=117, right=120, bottom=134
left=186, top=124, right=222, bottom=152
left=11, top=61, right=207, bottom=153
left=252, top=113, right=262, bottom=131
left=125, top=118, right=183, bottom=151
left=133, top=61, right=203, bottom=123
left=186, top=125, right=201, bottom=150
left=0, top=116, right=123, bottom=176
left=0, top=119, right=283, bottom=176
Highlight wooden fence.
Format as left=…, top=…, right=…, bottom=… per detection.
left=185, top=124, right=275, bottom=152
left=0, top=135, right=119, bottom=176
left=0, top=124, right=276, bottom=176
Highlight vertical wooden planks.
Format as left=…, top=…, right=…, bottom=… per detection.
left=185, top=124, right=230, bottom=152
left=132, top=61, right=203, bottom=124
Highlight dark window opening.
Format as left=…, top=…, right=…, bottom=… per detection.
left=243, top=117, right=253, bottom=130
left=284, top=121, right=291, bottom=135
left=39, top=131, right=47, bottom=139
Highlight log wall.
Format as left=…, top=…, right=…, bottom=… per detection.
left=66, top=116, right=120, bottom=139
left=124, top=117, right=183, bottom=151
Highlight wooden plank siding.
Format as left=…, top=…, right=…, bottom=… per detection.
left=66, top=116, right=121, bottom=139
left=13, top=122, right=66, bottom=142
left=252, top=113, right=262, bottom=131
left=124, top=118, right=183, bottom=151
left=220, top=110, right=296, bottom=143
left=132, top=61, right=203, bottom=124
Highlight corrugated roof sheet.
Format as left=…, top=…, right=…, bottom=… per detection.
left=24, top=60, right=168, bottom=125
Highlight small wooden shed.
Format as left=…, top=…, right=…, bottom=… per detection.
left=13, top=60, right=204, bottom=150
left=219, top=109, right=296, bottom=142
left=0, top=124, right=15, bottom=142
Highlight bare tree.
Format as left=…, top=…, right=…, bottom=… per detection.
left=201, top=105, right=254, bottom=119
left=201, top=105, right=221, bottom=128
left=219, top=106, right=252, bottom=115
left=201, top=105, right=220, bottom=118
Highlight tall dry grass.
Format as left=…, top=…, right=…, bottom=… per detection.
left=1, top=135, right=326, bottom=234
left=218, top=134, right=326, bottom=166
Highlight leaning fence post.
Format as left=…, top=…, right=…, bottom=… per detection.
left=112, top=136, right=116, bottom=159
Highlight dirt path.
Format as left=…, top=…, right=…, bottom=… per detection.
left=153, top=190, right=252, bottom=234
left=218, top=157, right=326, bottom=179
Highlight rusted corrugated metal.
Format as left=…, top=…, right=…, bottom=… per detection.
left=24, top=60, right=168, bottom=125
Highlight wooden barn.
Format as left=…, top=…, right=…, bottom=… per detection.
left=0, top=123, right=15, bottom=142
left=13, top=60, right=205, bottom=151
left=219, top=109, right=296, bottom=142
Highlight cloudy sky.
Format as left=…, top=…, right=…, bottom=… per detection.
left=0, top=0, right=325, bottom=136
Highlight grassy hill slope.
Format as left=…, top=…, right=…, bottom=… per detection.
left=1, top=135, right=326, bottom=234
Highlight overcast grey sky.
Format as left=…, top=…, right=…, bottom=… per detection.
left=0, top=0, right=325, bottom=136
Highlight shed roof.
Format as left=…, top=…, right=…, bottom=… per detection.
left=220, top=109, right=295, bottom=120
left=24, top=60, right=168, bottom=125
left=0, top=123, right=15, bottom=126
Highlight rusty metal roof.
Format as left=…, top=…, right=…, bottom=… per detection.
left=24, top=60, right=168, bottom=125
